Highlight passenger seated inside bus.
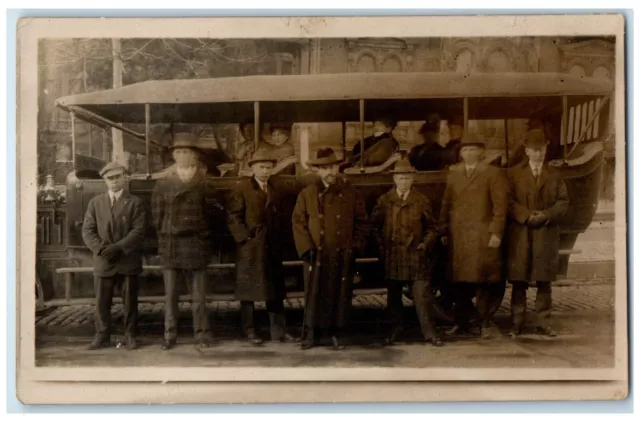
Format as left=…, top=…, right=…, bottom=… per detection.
left=408, top=113, right=446, bottom=171
left=441, top=115, right=464, bottom=165
left=342, top=117, right=400, bottom=170
left=236, top=121, right=259, bottom=172
left=259, top=122, right=296, bottom=175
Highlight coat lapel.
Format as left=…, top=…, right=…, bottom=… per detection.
left=459, top=162, right=485, bottom=192
left=99, top=193, right=115, bottom=243
left=250, top=177, right=268, bottom=208
left=536, top=165, right=550, bottom=192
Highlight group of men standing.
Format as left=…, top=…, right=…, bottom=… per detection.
left=81, top=125, right=569, bottom=352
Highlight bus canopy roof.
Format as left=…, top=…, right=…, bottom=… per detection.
left=56, top=72, right=613, bottom=124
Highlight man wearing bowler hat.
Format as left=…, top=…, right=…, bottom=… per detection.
left=292, top=148, right=369, bottom=350
left=370, top=158, right=443, bottom=347
left=82, top=162, right=146, bottom=350
left=152, top=133, right=217, bottom=350
left=438, top=133, right=508, bottom=339
left=227, top=148, right=298, bottom=344
left=506, top=129, right=569, bottom=338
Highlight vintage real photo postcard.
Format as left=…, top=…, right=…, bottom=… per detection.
left=16, top=14, right=628, bottom=404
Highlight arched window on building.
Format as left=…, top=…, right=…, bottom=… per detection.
left=381, top=56, right=402, bottom=72
left=455, top=49, right=475, bottom=73
left=486, top=50, right=512, bottom=72
left=569, top=64, right=587, bottom=77
left=356, top=54, right=377, bottom=73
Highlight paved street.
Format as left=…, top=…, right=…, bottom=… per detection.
left=36, top=282, right=616, bottom=369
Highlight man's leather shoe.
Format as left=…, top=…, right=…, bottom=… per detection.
left=196, top=339, right=213, bottom=348
left=508, top=328, right=522, bottom=338
left=426, top=337, right=444, bottom=347
left=384, top=327, right=403, bottom=345
left=161, top=340, right=176, bottom=350
left=331, top=336, right=346, bottom=350
left=279, top=332, right=299, bottom=343
left=445, top=325, right=470, bottom=336
left=537, top=326, right=557, bottom=337
left=480, top=327, right=495, bottom=339
left=87, top=338, right=109, bottom=350
left=247, top=331, right=264, bottom=345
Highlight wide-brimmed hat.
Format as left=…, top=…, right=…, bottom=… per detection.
left=99, top=161, right=128, bottom=178
left=523, top=128, right=549, bottom=149
left=389, top=158, right=416, bottom=174
left=168, top=132, right=203, bottom=152
left=248, top=148, right=278, bottom=166
left=459, top=132, right=486, bottom=149
left=307, top=147, right=343, bottom=167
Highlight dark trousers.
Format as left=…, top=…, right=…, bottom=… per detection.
left=511, top=281, right=552, bottom=330
left=453, top=282, right=502, bottom=329
left=163, top=269, right=211, bottom=341
left=94, top=274, right=138, bottom=340
left=240, top=300, right=287, bottom=340
left=387, top=279, right=438, bottom=340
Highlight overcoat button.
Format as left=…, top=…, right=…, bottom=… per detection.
left=336, top=215, right=341, bottom=219
left=320, top=230, right=325, bottom=235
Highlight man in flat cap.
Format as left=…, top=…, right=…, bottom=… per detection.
left=438, top=133, right=508, bottom=339
left=408, top=113, right=446, bottom=172
left=227, top=149, right=298, bottom=345
left=152, top=133, right=218, bottom=350
left=506, top=129, right=569, bottom=338
left=82, top=162, right=146, bottom=350
left=370, top=158, right=443, bottom=347
left=344, top=117, right=400, bottom=169
left=292, top=148, right=369, bottom=350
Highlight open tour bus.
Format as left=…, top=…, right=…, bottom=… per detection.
left=45, top=71, right=613, bottom=322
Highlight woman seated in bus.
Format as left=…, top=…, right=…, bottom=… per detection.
left=408, top=113, right=446, bottom=171
left=258, top=122, right=297, bottom=175
left=342, top=117, right=400, bottom=170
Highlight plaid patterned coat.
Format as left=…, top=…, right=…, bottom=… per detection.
left=370, top=188, right=438, bottom=282
left=151, top=166, right=221, bottom=269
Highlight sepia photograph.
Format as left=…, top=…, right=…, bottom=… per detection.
left=15, top=15, right=628, bottom=403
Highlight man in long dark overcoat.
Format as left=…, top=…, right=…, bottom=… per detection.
left=152, top=133, right=218, bottom=350
left=292, top=147, right=369, bottom=350
left=506, top=129, right=570, bottom=337
left=370, top=158, right=443, bottom=347
left=227, top=149, right=298, bottom=345
left=82, top=162, right=146, bottom=350
left=438, top=134, right=508, bottom=339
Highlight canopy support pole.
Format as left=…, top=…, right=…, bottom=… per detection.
left=254, top=101, right=260, bottom=151
left=145, top=104, right=151, bottom=175
left=70, top=111, right=76, bottom=169
left=463, top=97, right=469, bottom=131
left=562, top=95, right=569, bottom=161
left=341, top=121, right=347, bottom=159
left=359, top=99, right=365, bottom=172
left=504, top=119, right=509, bottom=167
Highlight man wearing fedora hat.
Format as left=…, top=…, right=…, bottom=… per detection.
left=438, top=133, right=508, bottom=339
left=82, top=162, right=146, bottom=350
left=506, top=129, right=569, bottom=338
left=344, top=117, right=400, bottom=169
left=227, top=148, right=298, bottom=345
left=292, top=147, right=369, bottom=350
left=151, top=132, right=218, bottom=350
left=370, top=158, right=443, bottom=347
